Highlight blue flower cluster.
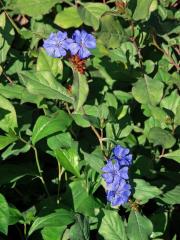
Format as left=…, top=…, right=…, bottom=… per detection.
left=43, top=29, right=96, bottom=59
left=102, top=145, right=132, bottom=206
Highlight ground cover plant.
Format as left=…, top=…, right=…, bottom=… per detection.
left=0, top=0, right=180, bottom=239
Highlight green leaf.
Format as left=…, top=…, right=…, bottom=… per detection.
left=105, top=92, right=118, bottom=108
left=32, top=110, right=72, bottom=145
left=133, top=0, right=153, bottom=21
left=72, top=114, right=91, bottom=128
left=54, top=148, right=81, bottom=178
left=163, top=150, right=180, bottom=163
left=47, top=132, right=73, bottom=150
left=28, top=209, right=74, bottom=236
left=150, top=211, right=168, bottom=238
left=110, top=42, right=139, bottom=68
left=174, top=105, right=180, bottom=125
left=0, top=95, right=18, bottom=132
left=159, top=184, right=180, bottom=205
left=0, top=133, right=18, bottom=150
left=19, top=71, right=73, bottom=103
left=0, top=84, right=43, bottom=106
left=148, top=127, right=176, bottom=149
left=84, top=148, right=104, bottom=173
left=41, top=226, right=66, bottom=240
left=78, top=3, right=109, bottom=30
left=114, top=90, right=133, bottom=104
left=8, top=0, right=59, bottom=17
left=69, top=214, right=90, bottom=240
left=0, top=163, right=37, bottom=186
left=37, top=48, right=63, bottom=77
left=132, top=76, right=164, bottom=106
left=160, top=90, right=180, bottom=115
left=147, top=105, right=167, bottom=123
left=64, top=180, right=101, bottom=217
left=54, top=7, right=83, bottom=29
left=133, top=179, right=162, bottom=204
left=0, top=13, right=15, bottom=63
left=0, top=194, right=9, bottom=235
left=72, top=71, right=89, bottom=112
left=127, top=211, right=153, bottom=240
left=98, top=15, right=124, bottom=49
left=99, top=209, right=127, bottom=240
left=1, top=142, right=31, bottom=160
left=144, top=60, right=155, bottom=74
left=9, top=206, right=23, bottom=225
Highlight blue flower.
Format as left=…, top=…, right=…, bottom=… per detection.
left=102, top=159, right=129, bottom=188
left=107, top=180, right=131, bottom=206
left=101, top=145, right=132, bottom=206
left=113, top=145, right=132, bottom=166
left=43, top=31, right=69, bottom=58
left=68, top=30, right=96, bottom=59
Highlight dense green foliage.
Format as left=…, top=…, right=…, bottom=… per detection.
left=0, top=0, right=180, bottom=239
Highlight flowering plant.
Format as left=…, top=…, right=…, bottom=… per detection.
left=0, top=0, right=179, bottom=239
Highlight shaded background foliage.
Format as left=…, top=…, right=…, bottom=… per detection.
left=0, top=0, right=180, bottom=239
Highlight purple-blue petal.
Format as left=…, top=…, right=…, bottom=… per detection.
left=119, top=167, right=129, bottom=179
left=102, top=173, right=113, bottom=184
left=78, top=47, right=91, bottom=59
left=84, top=34, right=96, bottom=49
left=113, top=145, right=130, bottom=159
left=102, top=160, right=114, bottom=173
left=72, top=30, right=82, bottom=44
left=107, top=190, right=115, bottom=202
left=68, top=42, right=80, bottom=55
left=57, top=31, right=67, bottom=41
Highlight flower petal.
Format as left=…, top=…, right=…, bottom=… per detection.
left=67, top=42, right=80, bottom=55
left=78, top=46, right=91, bottom=59
left=119, top=167, right=129, bottom=179
left=84, top=34, right=96, bottom=49
left=102, top=160, right=114, bottom=173
left=72, top=30, right=82, bottom=44
left=107, top=190, right=115, bottom=202
left=44, top=46, right=55, bottom=57
left=57, top=31, right=67, bottom=41
left=102, top=173, right=113, bottom=184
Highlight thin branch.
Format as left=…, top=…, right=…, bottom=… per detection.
left=152, top=34, right=180, bottom=71
left=129, top=21, right=143, bottom=67
left=18, top=135, right=50, bottom=197
left=57, top=162, right=64, bottom=204
left=63, top=0, right=75, bottom=7
left=159, top=148, right=165, bottom=159
left=81, top=107, right=107, bottom=159
left=3, top=72, right=13, bottom=84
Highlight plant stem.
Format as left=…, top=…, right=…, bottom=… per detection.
left=152, top=34, right=179, bottom=71
left=57, top=162, right=64, bottom=204
left=32, top=146, right=50, bottom=197
left=81, top=107, right=108, bottom=159
left=129, top=21, right=143, bottom=67
left=159, top=148, right=165, bottom=159
left=4, top=10, right=20, bottom=33
left=63, top=0, right=75, bottom=6
left=18, top=135, right=50, bottom=197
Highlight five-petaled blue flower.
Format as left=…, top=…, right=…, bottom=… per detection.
left=107, top=180, right=131, bottom=206
left=113, top=145, right=132, bottom=166
left=43, top=31, right=69, bottom=58
left=68, top=30, right=96, bottom=59
left=102, top=145, right=132, bottom=207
